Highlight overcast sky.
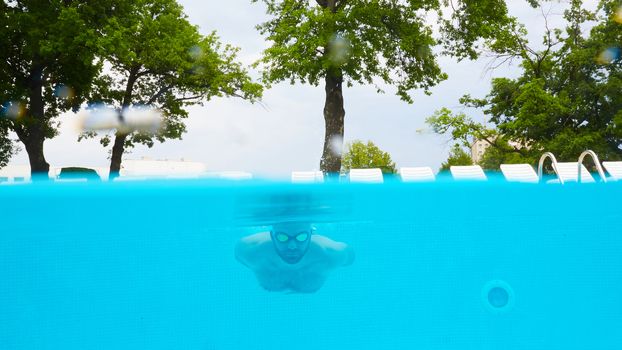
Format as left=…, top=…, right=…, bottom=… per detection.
left=8, top=0, right=600, bottom=177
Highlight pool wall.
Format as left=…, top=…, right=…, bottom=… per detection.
left=1, top=181, right=621, bottom=349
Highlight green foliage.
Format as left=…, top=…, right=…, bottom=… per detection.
left=439, top=0, right=514, bottom=60
left=427, top=108, right=532, bottom=169
left=252, top=0, right=513, bottom=102
left=0, top=0, right=120, bottom=123
left=428, top=0, right=622, bottom=167
left=0, top=120, right=17, bottom=168
left=0, top=0, right=126, bottom=170
left=253, top=0, right=514, bottom=172
left=0, top=0, right=261, bottom=171
left=478, top=137, right=532, bottom=170
left=427, top=107, right=497, bottom=148
left=341, top=140, right=396, bottom=174
left=439, top=144, right=473, bottom=171
left=85, top=0, right=262, bottom=151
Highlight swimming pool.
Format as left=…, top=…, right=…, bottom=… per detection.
left=1, top=180, right=621, bottom=349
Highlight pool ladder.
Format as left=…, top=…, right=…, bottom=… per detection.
left=537, top=150, right=608, bottom=184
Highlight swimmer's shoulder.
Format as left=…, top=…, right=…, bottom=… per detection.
left=311, top=234, right=355, bottom=267
left=239, top=231, right=271, bottom=245
left=235, top=232, right=272, bottom=265
left=311, top=234, right=347, bottom=250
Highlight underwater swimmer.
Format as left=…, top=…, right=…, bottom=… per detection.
left=235, top=221, right=354, bottom=293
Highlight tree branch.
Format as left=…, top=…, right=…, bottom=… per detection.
left=174, top=95, right=204, bottom=102
left=136, top=69, right=153, bottom=78
left=145, top=83, right=174, bottom=105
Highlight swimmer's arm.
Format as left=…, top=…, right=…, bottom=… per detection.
left=337, top=243, right=355, bottom=267
left=234, top=241, right=251, bottom=267
left=313, top=235, right=355, bottom=267
left=234, top=232, right=270, bottom=267
left=324, top=242, right=354, bottom=267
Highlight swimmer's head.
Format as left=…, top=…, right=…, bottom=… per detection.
left=270, top=221, right=313, bottom=264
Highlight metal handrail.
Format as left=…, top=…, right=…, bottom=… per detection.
left=578, top=150, right=607, bottom=183
left=538, top=152, right=562, bottom=184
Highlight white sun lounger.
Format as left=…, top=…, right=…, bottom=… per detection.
left=291, top=171, right=324, bottom=183
left=349, top=168, right=383, bottom=183
left=399, top=167, right=435, bottom=182
left=500, top=164, right=538, bottom=183
left=217, top=171, right=253, bottom=180
left=450, top=165, right=487, bottom=181
left=0, top=165, right=31, bottom=184
left=120, top=159, right=207, bottom=178
left=550, top=162, right=595, bottom=183
left=539, top=150, right=605, bottom=184
left=602, top=161, right=622, bottom=181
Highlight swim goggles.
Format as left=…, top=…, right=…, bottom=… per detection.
left=274, top=232, right=309, bottom=243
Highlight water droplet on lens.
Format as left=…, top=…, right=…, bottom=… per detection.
left=80, top=104, right=120, bottom=131
left=597, top=47, right=621, bottom=64
left=329, top=135, right=344, bottom=156
left=189, top=45, right=203, bottom=60
left=2, top=101, right=25, bottom=119
left=54, top=85, right=74, bottom=100
left=328, top=34, right=351, bottom=66
left=122, top=106, right=163, bottom=134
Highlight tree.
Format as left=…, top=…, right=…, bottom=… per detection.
left=83, top=0, right=262, bottom=178
left=427, top=108, right=532, bottom=169
left=0, top=2, right=12, bottom=168
left=252, top=0, right=515, bottom=173
left=341, top=140, right=396, bottom=174
left=0, top=0, right=125, bottom=176
left=428, top=0, right=622, bottom=169
left=477, top=137, right=531, bottom=169
left=439, top=144, right=473, bottom=171
left=0, top=121, right=17, bottom=168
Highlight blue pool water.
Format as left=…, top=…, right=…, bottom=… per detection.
left=1, top=180, right=621, bottom=349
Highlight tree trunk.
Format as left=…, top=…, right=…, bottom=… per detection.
left=108, top=67, right=139, bottom=180
left=24, top=137, right=48, bottom=174
left=320, top=69, right=345, bottom=173
left=22, top=63, right=50, bottom=178
left=108, top=132, right=127, bottom=180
